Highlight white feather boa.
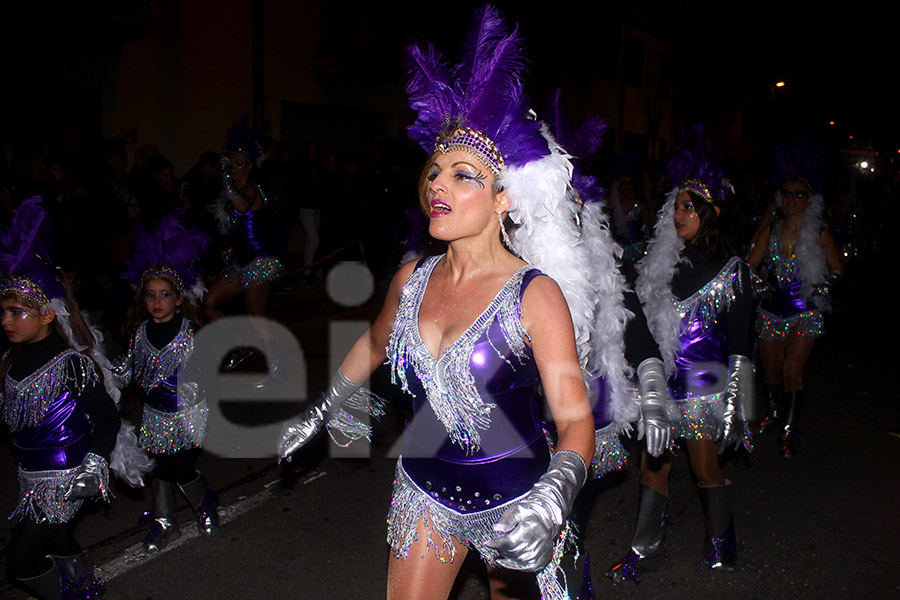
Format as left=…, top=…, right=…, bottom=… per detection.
left=502, top=127, right=635, bottom=427
left=635, top=188, right=685, bottom=377
left=49, top=298, right=154, bottom=487
left=774, top=191, right=828, bottom=305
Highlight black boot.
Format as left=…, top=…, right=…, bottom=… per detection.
left=607, top=484, right=668, bottom=583
left=179, top=472, right=220, bottom=536
left=18, top=565, right=61, bottom=600
left=780, top=390, right=803, bottom=457
left=757, top=382, right=783, bottom=434
left=139, top=478, right=181, bottom=553
left=53, top=551, right=104, bottom=599
left=699, top=484, right=737, bottom=571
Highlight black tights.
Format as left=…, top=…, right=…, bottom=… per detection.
left=152, top=448, right=199, bottom=484
left=7, top=520, right=82, bottom=580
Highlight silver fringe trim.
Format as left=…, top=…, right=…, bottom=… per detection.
left=325, top=388, right=386, bottom=447
left=666, top=393, right=751, bottom=449
left=2, top=350, right=96, bottom=432
left=126, top=319, right=194, bottom=393
left=673, top=257, right=744, bottom=334
left=140, top=401, right=208, bottom=454
left=387, top=255, right=530, bottom=454
left=11, top=462, right=109, bottom=524
left=387, top=461, right=576, bottom=599
left=387, top=460, right=522, bottom=564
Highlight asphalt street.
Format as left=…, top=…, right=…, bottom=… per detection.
left=1, top=266, right=897, bottom=600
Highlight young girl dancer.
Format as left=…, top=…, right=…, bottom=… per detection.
left=1, top=196, right=148, bottom=599
left=117, top=213, right=219, bottom=553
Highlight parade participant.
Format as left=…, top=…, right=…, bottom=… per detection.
left=1, top=197, right=148, bottom=599
left=204, top=116, right=284, bottom=325
left=541, top=90, right=665, bottom=599
left=609, top=138, right=754, bottom=583
left=747, top=144, right=843, bottom=456
left=117, top=213, right=219, bottom=552
left=278, top=7, right=606, bottom=598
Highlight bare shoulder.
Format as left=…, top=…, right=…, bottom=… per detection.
left=521, top=273, right=572, bottom=331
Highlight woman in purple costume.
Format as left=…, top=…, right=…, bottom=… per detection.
left=747, top=160, right=843, bottom=456
left=277, top=7, right=610, bottom=599
left=609, top=144, right=754, bottom=583
left=204, top=118, right=284, bottom=323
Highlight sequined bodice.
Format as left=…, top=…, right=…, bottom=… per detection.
left=761, top=222, right=814, bottom=316
left=669, top=257, right=744, bottom=399
left=388, top=256, right=545, bottom=458
left=127, top=319, right=194, bottom=393
left=1, top=350, right=94, bottom=470
left=228, top=203, right=270, bottom=266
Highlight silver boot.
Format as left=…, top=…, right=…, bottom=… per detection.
left=607, top=484, right=668, bottom=583
left=179, top=472, right=220, bottom=536
left=140, top=478, right=181, bottom=553
left=699, top=483, right=737, bottom=571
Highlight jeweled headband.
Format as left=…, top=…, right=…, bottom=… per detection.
left=679, top=178, right=714, bottom=204
left=140, top=265, right=184, bottom=292
left=0, top=275, right=50, bottom=307
left=435, top=127, right=505, bottom=175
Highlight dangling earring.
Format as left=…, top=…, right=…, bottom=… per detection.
left=498, top=211, right=513, bottom=249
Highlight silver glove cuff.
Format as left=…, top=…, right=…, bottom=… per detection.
left=637, top=357, right=667, bottom=409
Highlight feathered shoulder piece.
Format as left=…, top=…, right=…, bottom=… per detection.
left=0, top=196, right=65, bottom=307
left=666, top=123, right=728, bottom=204
left=122, top=211, right=210, bottom=302
left=772, top=138, right=823, bottom=193
left=406, top=4, right=548, bottom=174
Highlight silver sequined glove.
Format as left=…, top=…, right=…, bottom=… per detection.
left=277, top=369, right=360, bottom=462
left=485, top=450, right=587, bottom=572
left=65, top=453, right=109, bottom=500
left=719, top=355, right=754, bottom=453
left=637, top=358, right=672, bottom=457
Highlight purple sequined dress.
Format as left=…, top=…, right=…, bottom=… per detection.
left=117, top=318, right=207, bottom=455
left=222, top=200, right=284, bottom=288
left=386, top=255, right=551, bottom=565
left=756, top=222, right=824, bottom=339
left=666, top=256, right=751, bottom=444
left=1, top=349, right=97, bottom=523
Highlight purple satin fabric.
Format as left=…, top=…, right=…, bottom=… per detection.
left=145, top=374, right=182, bottom=413
left=401, top=272, right=551, bottom=513
left=761, top=278, right=812, bottom=318
left=13, top=390, right=90, bottom=471
left=229, top=206, right=270, bottom=267
left=668, top=318, right=728, bottom=400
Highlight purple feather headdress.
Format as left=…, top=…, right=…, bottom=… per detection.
left=223, top=114, right=263, bottom=164
left=406, top=4, right=548, bottom=174
left=544, top=89, right=607, bottom=204
left=666, top=124, right=728, bottom=204
left=0, top=196, right=65, bottom=308
left=122, top=211, right=210, bottom=301
left=772, top=138, right=823, bottom=193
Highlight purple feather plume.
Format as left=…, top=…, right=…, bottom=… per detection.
left=543, top=89, right=608, bottom=203
left=666, top=123, right=727, bottom=202
left=122, top=211, right=210, bottom=293
left=0, top=196, right=65, bottom=301
left=405, top=4, right=548, bottom=167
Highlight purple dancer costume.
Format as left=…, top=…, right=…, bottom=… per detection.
left=387, top=257, right=550, bottom=563
left=756, top=221, right=825, bottom=340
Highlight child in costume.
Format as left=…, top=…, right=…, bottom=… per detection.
left=116, top=213, right=219, bottom=553
left=1, top=196, right=149, bottom=599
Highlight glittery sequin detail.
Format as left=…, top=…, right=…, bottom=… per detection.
left=387, top=460, right=575, bottom=600
left=12, top=466, right=84, bottom=523
left=546, top=423, right=627, bottom=480
left=326, top=389, right=387, bottom=447
left=673, top=257, right=744, bottom=336
left=222, top=256, right=285, bottom=288
left=1, top=350, right=96, bottom=432
left=756, top=308, right=824, bottom=340
left=667, top=394, right=752, bottom=449
left=140, top=401, right=208, bottom=454
left=126, top=319, right=194, bottom=393
left=387, top=256, right=532, bottom=454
